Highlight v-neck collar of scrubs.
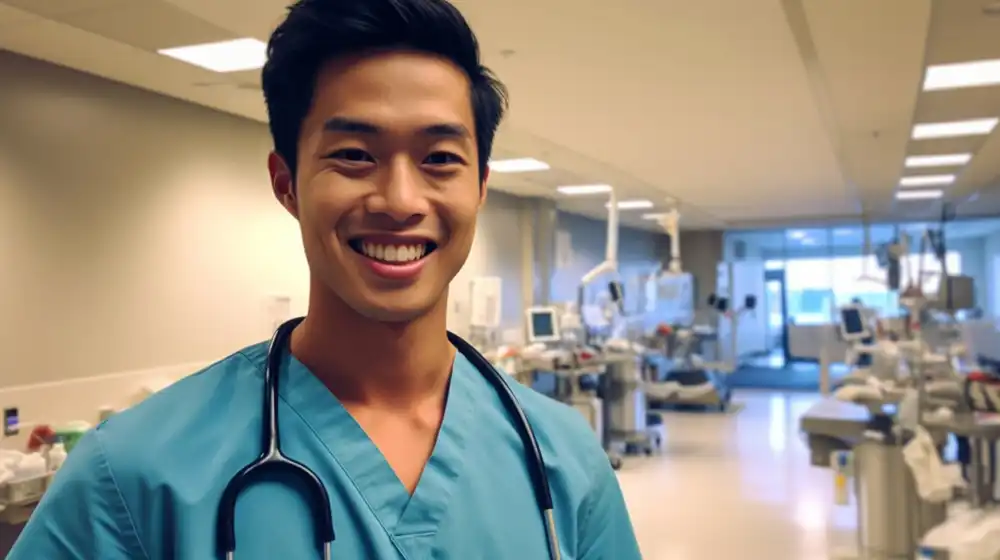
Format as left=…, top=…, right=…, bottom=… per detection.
left=274, top=347, right=477, bottom=540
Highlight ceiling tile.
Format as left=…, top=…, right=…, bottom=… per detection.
left=158, top=0, right=288, bottom=39
left=925, top=0, right=1000, bottom=64
left=914, top=86, right=1000, bottom=123
left=0, top=0, right=125, bottom=19
left=906, top=136, right=985, bottom=156
left=224, top=69, right=261, bottom=89
left=62, top=0, right=233, bottom=52
left=0, top=3, right=40, bottom=30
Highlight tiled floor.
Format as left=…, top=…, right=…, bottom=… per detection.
left=620, top=390, right=858, bottom=559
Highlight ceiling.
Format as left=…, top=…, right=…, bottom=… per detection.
left=2, top=0, right=1000, bottom=231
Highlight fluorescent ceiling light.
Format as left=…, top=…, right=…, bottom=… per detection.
left=912, top=118, right=998, bottom=140
left=642, top=213, right=668, bottom=220
left=904, top=153, right=972, bottom=168
left=158, top=38, right=267, bottom=73
left=488, top=158, right=550, bottom=173
left=899, top=174, right=955, bottom=187
left=924, top=59, right=1000, bottom=91
left=606, top=199, right=654, bottom=210
left=787, top=230, right=807, bottom=239
left=896, top=189, right=943, bottom=201
left=557, top=184, right=612, bottom=195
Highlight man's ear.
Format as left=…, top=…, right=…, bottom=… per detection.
left=479, top=166, right=490, bottom=207
left=268, top=151, right=299, bottom=219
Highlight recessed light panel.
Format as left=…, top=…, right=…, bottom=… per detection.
left=912, top=118, right=998, bottom=140
left=924, top=59, right=1000, bottom=91
left=488, top=158, right=550, bottom=173
left=641, top=213, right=668, bottom=220
left=899, top=174, right=956, bottom=187
left=606, top=199, right=654, bottom=210
left=158, top=38, right=267, bottom=73
left=904, top=154, right=972, bottom=168
left=557, top=184, right=612, bottom=195
left=896, top=189, right=943, bottom=200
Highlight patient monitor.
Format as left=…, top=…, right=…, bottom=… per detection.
left=526, top=306, right=561, bottom=344
left=839, top=305, right=872, bottom=342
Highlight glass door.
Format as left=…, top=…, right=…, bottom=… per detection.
left=764, top=269, right=789, bottom=367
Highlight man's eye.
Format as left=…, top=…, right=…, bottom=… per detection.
left=424, top=152, right=464, bottom=166
left=328, top=149, right=375, bottom=163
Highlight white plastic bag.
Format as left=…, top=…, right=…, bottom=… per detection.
left=903, top=426, right=963, bottom=503
left=922, top=503, right=982, bottom=553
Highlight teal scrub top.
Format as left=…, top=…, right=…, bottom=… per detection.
left=9, top=342, right=641, bottom=559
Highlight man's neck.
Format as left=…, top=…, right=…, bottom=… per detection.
left=290, top=283, right=455, bottom=409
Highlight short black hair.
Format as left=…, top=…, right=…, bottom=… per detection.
left=261, top=0, right=508, bottom=182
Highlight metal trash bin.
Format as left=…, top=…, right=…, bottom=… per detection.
left=854, top=438, right=947, bottom=559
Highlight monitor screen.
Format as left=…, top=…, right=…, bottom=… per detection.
left=608, top=281, right=624, bottom=303
left=530, top=310, right=556, bottom=339
left=841, top=307, right=865, bottom=336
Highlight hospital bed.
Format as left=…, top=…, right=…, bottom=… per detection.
left=646, top=295, right=755, bottom=412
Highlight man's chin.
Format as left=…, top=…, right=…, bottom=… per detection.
left=351, top=295, right=442, bottom=324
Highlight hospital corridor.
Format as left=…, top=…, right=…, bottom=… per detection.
left=4, top=0, right=1000, bottom=559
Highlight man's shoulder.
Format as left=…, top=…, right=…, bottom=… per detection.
left=94, top=343, right=268, bottom=474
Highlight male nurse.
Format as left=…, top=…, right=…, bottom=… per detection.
left=9, top=0, right=642, bottom=558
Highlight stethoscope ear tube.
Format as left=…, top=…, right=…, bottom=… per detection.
left=446, top=333, right=555, bottom=511
left=217, top=318, right=335, bottom=559
left=446, top=332, right=560, bottom=559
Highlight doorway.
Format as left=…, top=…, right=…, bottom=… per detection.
left=764, top=269, right=789, bottom=367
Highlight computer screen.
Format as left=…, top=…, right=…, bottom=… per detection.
left=839, top=306, right=870, bottom=341
left=526, top=307, right=560, bottom=343
left=608, top=281, right=624, bottom=303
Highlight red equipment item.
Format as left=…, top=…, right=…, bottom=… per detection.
left=26, top=424, right=56, bottom=452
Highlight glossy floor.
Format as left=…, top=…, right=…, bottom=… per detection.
left=618, top=390, right=857, bottom=560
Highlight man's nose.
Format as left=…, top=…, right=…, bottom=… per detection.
left=366, top=159, right=431, bottom=222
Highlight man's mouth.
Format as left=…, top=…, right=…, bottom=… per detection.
left=348, top=238, right=438, bottom=265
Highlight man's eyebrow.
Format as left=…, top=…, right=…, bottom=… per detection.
left=322, top=117, right=380, bottom=134
left=321, top=118, right=471, bottom=140
left=421, top=123, right=472, bottom=140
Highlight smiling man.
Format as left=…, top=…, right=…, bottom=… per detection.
left=9, top=1, right=641, bottom=559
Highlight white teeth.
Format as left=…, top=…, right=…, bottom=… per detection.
left=360, top=243, right=428, bottom=263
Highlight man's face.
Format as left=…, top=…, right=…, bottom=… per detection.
left=270, top=50, right=487, bottom=323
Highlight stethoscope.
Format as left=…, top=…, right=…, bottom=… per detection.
left=216, top=317, right=561, bottom=559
